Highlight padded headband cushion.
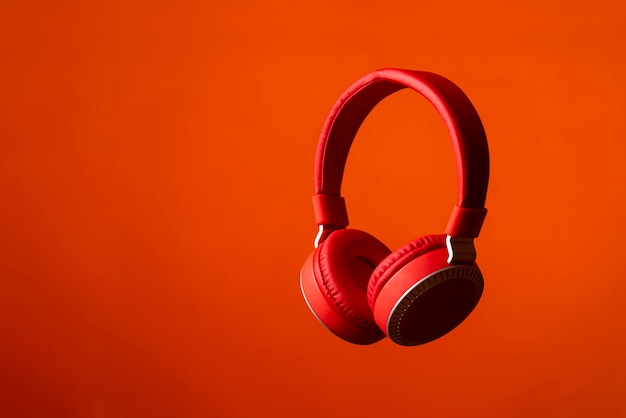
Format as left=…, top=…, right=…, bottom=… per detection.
left=316, top=229, right=391, bottom=332
left=314, top=69, right=489, bottom=209
left=367, top=234, right=447, bottom=309
left=312, top=69, right=489, bottom=241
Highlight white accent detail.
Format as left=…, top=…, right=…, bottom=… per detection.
left=446, top=235, right=454, bottom=263
left=314, top=225, right=324, bottom=248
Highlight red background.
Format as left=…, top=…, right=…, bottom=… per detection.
left=1, top=1, right=625, bottom=417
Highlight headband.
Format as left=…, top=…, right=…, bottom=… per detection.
left=312, top=68, right=490, bottom=246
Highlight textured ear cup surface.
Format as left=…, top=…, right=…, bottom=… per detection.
left=300, top=229, right=391, bottom=344
left=367, top=234, right=447, bottom=310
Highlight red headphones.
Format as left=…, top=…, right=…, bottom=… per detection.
left=300, top=68, right=490, bottom=346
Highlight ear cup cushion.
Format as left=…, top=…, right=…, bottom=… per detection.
left=315, top=229, right=392, bottom=333
left=367, top=234, right=447, bottom=309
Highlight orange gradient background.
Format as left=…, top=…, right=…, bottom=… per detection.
left=1, top=1, right=625, bottom=417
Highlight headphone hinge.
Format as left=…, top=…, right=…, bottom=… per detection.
left=446, top=235, right=476, bottom=264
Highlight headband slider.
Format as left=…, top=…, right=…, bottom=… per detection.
left=445, top=205, right=487, bottom=238
left=312, top=194, right=349, bottom=228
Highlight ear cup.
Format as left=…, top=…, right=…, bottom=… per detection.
left=299, top=229, right=391, bottom=344
left=368, top=234, right=484, bottom=346
left=367, top=234, right=447, bottom=309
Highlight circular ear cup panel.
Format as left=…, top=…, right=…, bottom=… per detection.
left=386, top=264, right=483, bottom=345
left=300, top=229, right=391, bottom=344
left=369, top=242, right=484, bottom=346
left=367, top=234, right=447, bottom=310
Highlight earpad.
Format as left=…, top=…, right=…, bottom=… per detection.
left=315, top=229, right=391, bottom=334
left=367, top=234, right=447, bottom=309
